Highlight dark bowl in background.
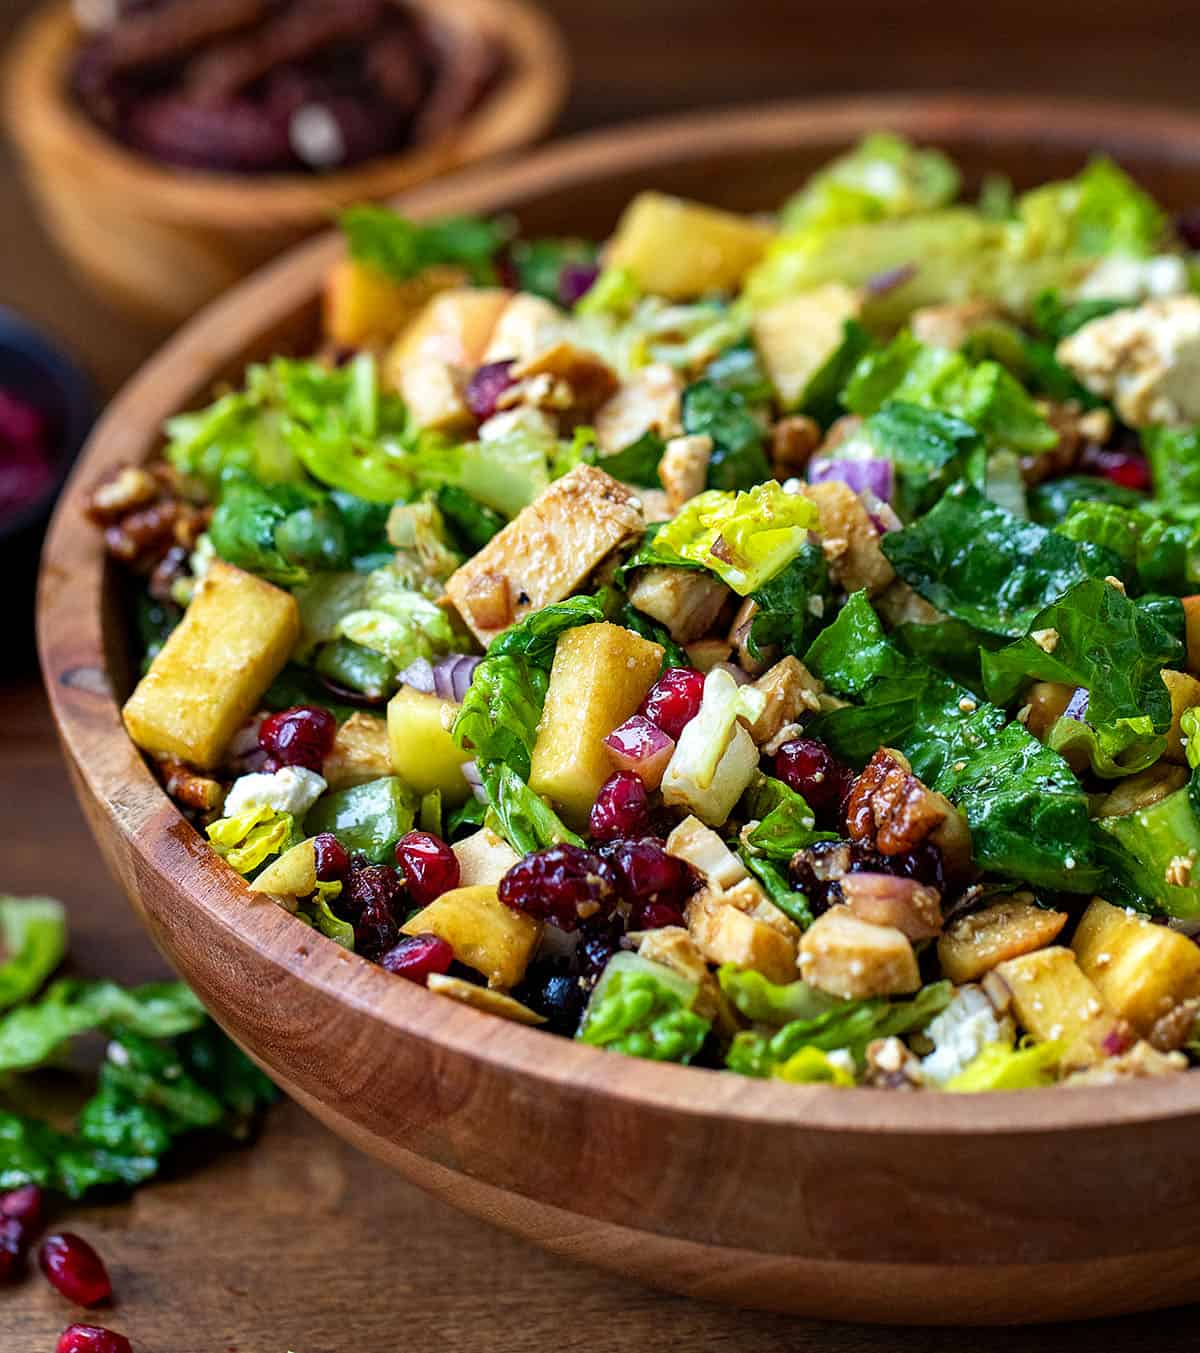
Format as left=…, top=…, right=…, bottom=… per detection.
left=0, top=307, right=96, bottom=661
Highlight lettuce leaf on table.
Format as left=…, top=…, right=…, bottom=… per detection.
left=0, top=896, right=66, bottom=1012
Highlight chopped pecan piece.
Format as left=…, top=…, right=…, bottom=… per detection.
left=157, top=756, right=224, bottom=812
left=845, top=748, right=972, bottom=877
left=863, top=1035, right=926, bottom=1090
left=84, top=464, right=160, bottom=524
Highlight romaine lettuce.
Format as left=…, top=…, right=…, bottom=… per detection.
left=717, top=965, right=839, bottom=1025
left=681, top=379, right=770, bottom=491
left=943, top=1040, right=1062, bottom=1091
left=745, top=540, right=833, bottom=661
left=740, top=772, right=833, bottom=858
left=0, top=896, right=66, bottom=1012
left=1015, top=157, right=1168, bottom=260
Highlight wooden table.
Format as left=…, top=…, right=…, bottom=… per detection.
left=7, top=1, right=1200, bottom=1346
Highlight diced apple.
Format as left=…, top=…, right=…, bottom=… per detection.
left=752, top=284, right=863, bottom=409
left=626, top=566, right=731, bottom=644
left=1182, top=595, right=1200, bottom=675
left=798, top=908, right=920, bottom=999
left=445, top=466, right=644, bottom=647
left=452, top=828, right=520, bottom=888
left=1161, top=668, right=1200, bottom=763
left=656, top=434, right=711, bottom=515
left=606, top=191, right=775, bottom=299
left=937, top=896, right=1068, bottom=984
left=401, top=884, right=541, bottom=990
left=324, top=712, right=392, bottom=791
left=323, top=259, right=465, bottom=348
left=528, top=622, right=663, bottom=828
left=426, top=973, right=546, bottom=1024
left=386, top=686, right=471, bottom=803
left=388, top=287, right=511, bottom=372
left=123, top=560, right=299, bottom=770
left=993, top=946, right=1126, bottom=1067
left=510, top=340, right=618, bottom=412
left=686, top=889, right=797, bottom=985
left=249, top=838, right=317, bottom=899
left=1072, top=897, right=1200, bottom=1035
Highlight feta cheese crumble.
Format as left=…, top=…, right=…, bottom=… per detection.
left=224, top=766, right=327, bottom=819
left=920, top=985, right=1014, bottom=1087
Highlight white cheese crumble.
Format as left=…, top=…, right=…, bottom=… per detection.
left=224, top=766, right=327, bottom=819
left=920, top=985, right=1014, bottom=1087
left=1074, top=254, right=1189, bottom=303
left=826, top=1048, right=856, bottom=1076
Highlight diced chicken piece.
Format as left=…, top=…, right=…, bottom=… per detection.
left=630, top=487, right=672, bottom=520
left=845, top=747, right=973, bottom=879
left=769, top=414, right=822, bottom=480
left=752, top=283, right=862, bottom=409
left=685, top=638, right=733, bottom=671
left=686, top=888, right=798, bottom=985
left=721, top=876, right=802, bottom=944
left=510, top=340, right=618, bottom=414
left=1062, top=1041, right=1187, bottom=1086
left=389, top=287, right=511, bottom=371
left=395, top=356, right=472, bottom=432
left=444, top=465, right=644, bottom=646
left=657, top=434, right=712, bottom=514
left=1056, top=296, right=1200, bottom=428
left=798, top=908, right=921, bottom=1000
left=726, top=598, right=767, bottom=675
left=840, top=872, right=942, bottom=941
left=323, top=712, right=391, bottom=790
left=482, top=293, right=564, bottom=364
left=910, top=299, right=1002, bottom=351
left=665, top=815, right=747, bottom=891
left=804, top=479, right=895, bottom=597
left=747, top=656, right=823, bottom=744
left=626, top=565, right=731, bottom=644
left=594, top=362, right=683, bottom=454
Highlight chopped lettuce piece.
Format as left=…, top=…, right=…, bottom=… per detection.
left=664, top=667, right=765, bottom=794
left=680, top=379, right=770, bottom=491
left=882, top=483, right=1124, bottom=637
left=1028, top=474, right=1149, bottom=525
left=803, top=589, right=907, bottom=697
left=1015, top=157, right=1168, bottom=260
left=741, top=773, right=833, bottom=859
left=774, top=1047, right=856, bottom=1085
left=453, top=655, right=549, bottom=783
left=594, top=429, right=666, bottom=488
left=303, top=777, right=416, bottom=865
left=482, top=764, right=583, bottom=856
left=334, top=560, right=458, bottom=670
left=575, top=266, right=641, bottom=319
left=943, top=1040, right=1063, bottom=1091
left=436, top=484, right=505, bottom=552
left=0, top=896, right=66, bottom=1012
left=340, top=206, right=506, bottom=283
left=745, top=539, right=833, bottom=661
left=740, top=854, right=814, bottom=930
left=650, top=481, right=819, bottom=594
left=1095, top=784, right=1200, bottom=919
left=207, top=804, right=296, bottom=875
left=1031, top=289, right=1130, bottom=343
left=297, top=881, right=355, bottom=950
left=578, top=953, right=710, bottom=1063
left=1145, top=425, right=1200, bottom=516
left=508, top=236, right=599, bottom=303
left=717, top=964, right=839, bottom=1025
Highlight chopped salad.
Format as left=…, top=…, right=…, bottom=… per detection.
left=92, top=134, right=1200, bottom=1091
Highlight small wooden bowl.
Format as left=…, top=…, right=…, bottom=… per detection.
left=3, top=0, right=567, bottom=327
left=38, top=96, right=1200, bottom=1324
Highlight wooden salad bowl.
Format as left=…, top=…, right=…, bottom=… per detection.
left=3, top=0, right=568, bottom=327
left=37, top=96, right=1200, bottom=1324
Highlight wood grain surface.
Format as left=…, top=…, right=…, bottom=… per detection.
left=9, top=1, right=1200, bottom=1346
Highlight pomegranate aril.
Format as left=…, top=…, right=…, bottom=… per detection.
left=0, top=1216, right=25, bottom=1282
left=602, top=715, right=675, bottom=789
left=498, top=843, right=614, bottom=931
left=0, top=1183, right=42, bottom=1227
left=379, top=932, right=454, bottom=982
left=395, top=831, right=460, bottom=906
left=639, top=667, right=705, bottom=741
left=312, top=832, right=350, bottom=882
left=589, top=771, right=650, bottom=842
left=465, top=360, right=516, bottom=422
left=258, top=705, right=336, bottom=772
left=56, top=1326, right=133, bottom=1353
left=39, top=1232, right=112, bottom=1307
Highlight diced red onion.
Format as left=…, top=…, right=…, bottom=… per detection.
left=558, top=261, right=600, bottom=307
left=433, top=654, right=482, bottom=703
left=602, top=714, right=676, bottom=790
left=809, top=456, right=895, bottom=504
left=865, top=263, right=917, bottom=297
left=398, top=658, right=435, bottom=693
left=1063, top=687, right=1090, bottom=722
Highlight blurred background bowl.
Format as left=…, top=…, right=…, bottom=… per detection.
left=2, top=0, right=568, bottom=329
left=0, top=305, right=95, bottom=658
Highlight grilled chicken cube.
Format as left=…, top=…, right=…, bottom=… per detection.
left=388, top=287, right=511, bottom=371
left=747, top=656, right=823, bottom=745
left=626, top=565, right=731, bottom=644
left=805, top=479, right=895, bottom=597
left=323, top=712, right=392, bottom=791
left=482, top=293, right=564, bottom=364
left=394, top=356, right=472, bottom=432
left=594, top=363, right=683, bottom=455
left=798, top=908, right=921, bottom=999
left=686, top=888, right=798, bottom=986
left=445, top=466, right=644, bottom=646
left=657, top=434, right=712, bottom=514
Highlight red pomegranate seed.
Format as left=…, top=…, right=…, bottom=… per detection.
left=639, top=667, right=706, bottom=740
left=56, top=1326, right=133, bottom=1353
left=1079, top=444, right=1152, bottom=493
left=0, top=1183, right=42, bottom=1227
left=589, top=772, right=650, bottom=842
left=258, top=705, right=336, bottom=773
left=312, top=832, right=350, bottom=882
left=395, top=831, right=460, bottom=906
left=39, top=1233, right=112, bottom=1307
left=498, top=844, right=615, bottom=931
left=464, top=360, right=516, bottom=421
left=379, top=932, right=454, bottom=982
left=774, top=738, right=844, bottom=811
left=0, top=1216, right=26, bottom=1282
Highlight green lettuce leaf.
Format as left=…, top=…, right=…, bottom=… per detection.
left=1028, top=474, right=1149, bottom=525
left=340, top=206, right=507, bottom=283
left=681, top=379, right=771, bottom=491
left=740, top=854, right=814, bottom=930
left=482, top=765, right=583, bottom=857
left=578, top=959, right=709, bottom=1063
left=1015, top=157, right=1168, bottom=260
left=0, top=897, right=66, bottom=1011
left=508, top=236, right=599, bottom=302
left=803, top=589, right=907, bottom=696
left=595, top=429, right=665, bottom=487
left=717, top=965, right=839, bottom=1025
left=741, top=773, right=833, bottom=859
left=1095, top=784, right=1200, bottom=919
left=1145, top=425, right=1200, bottom=516
left=944, top=1040, right=1063, bottom=1091
left=745, top=540, right=833, bottom=661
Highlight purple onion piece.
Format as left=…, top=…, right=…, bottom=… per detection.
left=808, top=456, right=895, bottom=504
left=865, top=263, right=918, bottom=297
left=558, top=260, right=601, bottom=307
left=398, top=658, right=435, bottom=693
left=432, top=654, right=483, bottom=703
left=1063, top=687, right=1090, bottom=722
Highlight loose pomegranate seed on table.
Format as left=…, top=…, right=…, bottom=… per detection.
left=498, top=843, right=615, bottom=931
left=639, top=667, right=706, bottom=740
left=39, top=1232, right=112, bottom=1307
left=464, top=360, right=516, bottom=421
left=312, top=832, right=350, bottom=882
left=0, top=1183, right=42, bottom=1227
left=257, top=705, right=336, bottom=773
left=56, top=1326, right=133, bottom=1353
left=588, top=771, right=651, bottom=842
left=394, top=831, right=460, bottom=906
left=379, top=932, right=454, bottom=982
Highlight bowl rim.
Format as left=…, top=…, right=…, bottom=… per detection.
left=38, top=92, right=1200, bottom=1139
left=4, top=0, right=570, bottom=226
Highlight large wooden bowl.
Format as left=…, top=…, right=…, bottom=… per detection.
left=3, top=0, right=567, bottom=327
left=38, top=96, right=1200, bottom=1324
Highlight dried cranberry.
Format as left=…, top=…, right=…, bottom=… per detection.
left=312, top=833, right=350, bottom=883
left=599, top=837, right=692, bottom=909
left=56, top=1326, right=133, bottom=1353
left=893, top=841, right=945, bottom=891
left=0, top=1183, right=42, bottom=1227
left=0, top=1216, right=25, bottom=1282
left=633, top=899, right=688, bottom=930
left=589, top=772, right=650, bottom=842
left=39, top=1232, right=112, bottom=1307
left=639, top=668, right=706, bottom=740
left=258, top=705, right=336, bottom=773
left=576, top=916, right=623, bottom=984
left=342, top=865, right=402, bottom=958
left=774, top=738, right=849, bottom=818
left=465, top=360, right=516, bottom=422
left=790, top=838, right=945, bottom=916
left=379, top=932, right=454, bottom=982
left=498, top=844, right=614, bottom=931
left=395, top=831, right=460, bottom=906
left=558, top=260, right=600, bottom=307
left=1079, top=444, right=1152, bottom=493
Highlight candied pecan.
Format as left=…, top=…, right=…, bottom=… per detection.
left=157, top=756, right=224, bottom=812
left=84, top=465, right=160, bottom=525
left=1148, top=997, right=1200, bottom=1054
left=1019, top=401, right=1085, bottom=485
left=104, top=500, right=181, bottom=569
left=846, top=748, right=948, bottom=855
left=863, top=1036, right=925, bottom=1090
left=769, top=415, right=821, bottom=480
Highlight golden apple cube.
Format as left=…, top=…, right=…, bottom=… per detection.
left=752, top=283, right=863, bottom=409
left=122, top=560, right=299, bottom=770
left=387, top=287, right=511, bottom=372
left=249, top=839, right=317, bottom=900
left=994, top=946, right=1124, bottom=1067
left=607, top=192, right=775, bottom=299
left=386, top=686, right=471, bottom=803
left=401, top=885, right=541, bottom=990
left=528, top=622, right=663, bottom=828
left=322, top=259, right=465, bottom=348
left=1072, top=897, right=1200, bottom=1035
